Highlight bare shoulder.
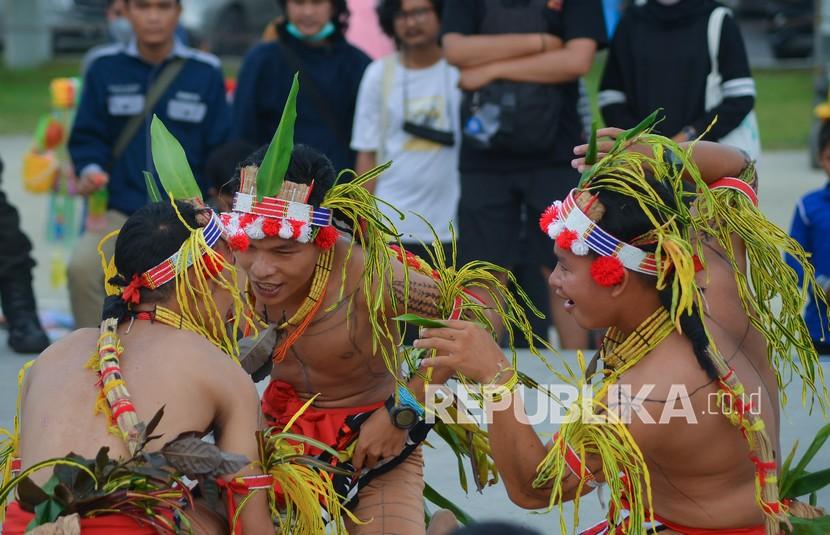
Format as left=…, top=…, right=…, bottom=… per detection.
left=619, top=334, right=712, bottom=407
left=161, top=331, right=251, bottom=387
left=31, top=328, right=98, bottom=369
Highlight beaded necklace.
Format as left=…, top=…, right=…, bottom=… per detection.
left=132, top=305, right=239, bottom=358
left=600, top=306, right=675, bottom=376
left=134, top=306, right=199, bottom=332
left=276, top=247, right=334, bottom=329
left=270, top=248, right=335, bottom=363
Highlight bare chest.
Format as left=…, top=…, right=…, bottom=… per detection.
left=270, top=297, right=397, bottom=404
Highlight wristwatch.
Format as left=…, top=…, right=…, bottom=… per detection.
left=385, top=387, right=424, bottom=430
left=385, top=396, right=419, bottom=430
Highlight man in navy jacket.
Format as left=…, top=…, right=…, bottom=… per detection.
left=68, top=0, right=230, bottom=328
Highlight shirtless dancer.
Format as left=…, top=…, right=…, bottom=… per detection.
left=2, top=200, right=274, bottom=534
left=219, top=76, right=509, bottom=534
left=415, top=130, right=824, bottom=533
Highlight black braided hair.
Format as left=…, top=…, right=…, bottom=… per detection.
left=101, top=200, right=201, bottom=322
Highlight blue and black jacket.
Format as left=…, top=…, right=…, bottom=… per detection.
left=69, top=39, right=231, bottom=216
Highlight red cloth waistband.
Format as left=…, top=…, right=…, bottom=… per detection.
left=2, top=501, right=166, bottom=534
left=621, top=495, right=765, bottom=535
left=261, top=379, right=385, bottom=457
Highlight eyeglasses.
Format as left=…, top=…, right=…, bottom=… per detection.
left=394, top=7, right=434, bottom=23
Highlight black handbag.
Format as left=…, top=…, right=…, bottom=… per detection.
left=461, top=80, right=563, bottom=154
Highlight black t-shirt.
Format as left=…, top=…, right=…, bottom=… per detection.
left=442, top=0, right=607, bottom=172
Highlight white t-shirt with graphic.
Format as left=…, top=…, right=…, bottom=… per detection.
left=351, top=55, right=461, bottom=244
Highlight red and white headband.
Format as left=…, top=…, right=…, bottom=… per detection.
left=121, top=211, right=225, bottom=304
left=221, top=177, right=339, bottom=252
left=539, top=189, right=659, bottom=287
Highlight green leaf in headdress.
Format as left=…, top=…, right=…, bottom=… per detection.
left=257, top=72, right=299, bottom=201
left=578, top=109, right=664, bottom=188
left=585, top=121, right=598, bottom=165
left=579, top=122, right=599, bottom=186
left=143, top=171, right=162, bottom=203
left=619, top=108, right=662, bottom=145
left=150, top=115, right=202, bottom=201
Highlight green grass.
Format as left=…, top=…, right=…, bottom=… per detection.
left=753, top=68, right=816, bottom=150
left=0, top=58, right=81, bottom=135
left=0, top=56, right=818, bottom=150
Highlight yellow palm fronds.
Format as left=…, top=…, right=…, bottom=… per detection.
left=535, top=362, right=654, bottom=534
left=259, top=396, right=359, bottom=534
left=0, top=360, right=35, bottom=522
left=170, top=201, right=258, bottom=361
left=319, top=163, right=404, bottom=376
left=694, top=183, right=828, bottom=410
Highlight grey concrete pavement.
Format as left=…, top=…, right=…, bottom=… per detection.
left=0, top=138, right=828, bottom=531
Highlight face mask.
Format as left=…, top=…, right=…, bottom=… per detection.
left=108, top=16, right=133, bottom=45
left=285, top=21, right=335, bottom=42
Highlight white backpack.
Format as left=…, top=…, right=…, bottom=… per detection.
left=705, top=6, right=762, bottom=160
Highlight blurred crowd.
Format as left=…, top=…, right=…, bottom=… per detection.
left=2, top=0, right=766, bottom=353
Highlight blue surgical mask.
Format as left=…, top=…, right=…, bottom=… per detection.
left=285, top=21, right=335, bottom=42
left=108, top=16, right=134, bottom=45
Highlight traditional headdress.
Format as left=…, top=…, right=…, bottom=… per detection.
left=98, top=116, right=256, bottom=359
left=540, top=189, right=660, bottom=287
left=222, top=73, right=412, bottom=374
left=221, top=75, right=339, bottom=251
left=534, top=115, right=828, bottom=534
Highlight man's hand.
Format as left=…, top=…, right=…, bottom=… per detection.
left=77, top=170, right=108, bottom=196
left=351, top=408, right=408, bottom=472
left=571, top=127, right=626, bottom=172
left=459, top=63, right=498, bottom=92
left=415, top=320, right=509, bottom=384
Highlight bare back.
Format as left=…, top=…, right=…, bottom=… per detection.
left=619, top=236, right=778, bottom=530
left=18, top=321, right=274, bottom=534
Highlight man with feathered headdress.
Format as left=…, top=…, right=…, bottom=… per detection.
left=223, top=74, right=542, bottom=534
left=414, top=118, right=829, bottom=534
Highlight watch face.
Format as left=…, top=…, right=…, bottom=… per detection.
left=393, top=407, right=418, bottom=429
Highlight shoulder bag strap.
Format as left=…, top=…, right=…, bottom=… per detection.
left=111, top=57, right=187, bottom=164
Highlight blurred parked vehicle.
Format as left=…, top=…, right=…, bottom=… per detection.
left=180, top=0, right=280, bottom=55
left=767, top=0, right=813, bottom=60
left=0, top=0, right=108, bottom=52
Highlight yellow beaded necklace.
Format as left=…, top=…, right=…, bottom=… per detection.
left=269, top=248, right=335, bottom=363
left=600, top=306, right=675, bottom=376
left=275, top=247, right=335, bottom=329
left=134, top=305, right=229, bottom=354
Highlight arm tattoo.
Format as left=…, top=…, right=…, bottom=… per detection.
left=391, top=280, right=443, bottom=317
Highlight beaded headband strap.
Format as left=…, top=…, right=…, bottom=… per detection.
left=540, top=189, right=659, bottom=284
left=232, top=192, right=333, bottom=227
left=222, top=174, right=339, bottom=251
left=141, top=211, right=223, bottom=290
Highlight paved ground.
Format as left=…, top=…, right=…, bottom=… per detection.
left=0, top=137, right=828, bottom=531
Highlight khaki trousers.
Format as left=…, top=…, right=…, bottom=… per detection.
left=66, top=210, right=128, bottom=328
